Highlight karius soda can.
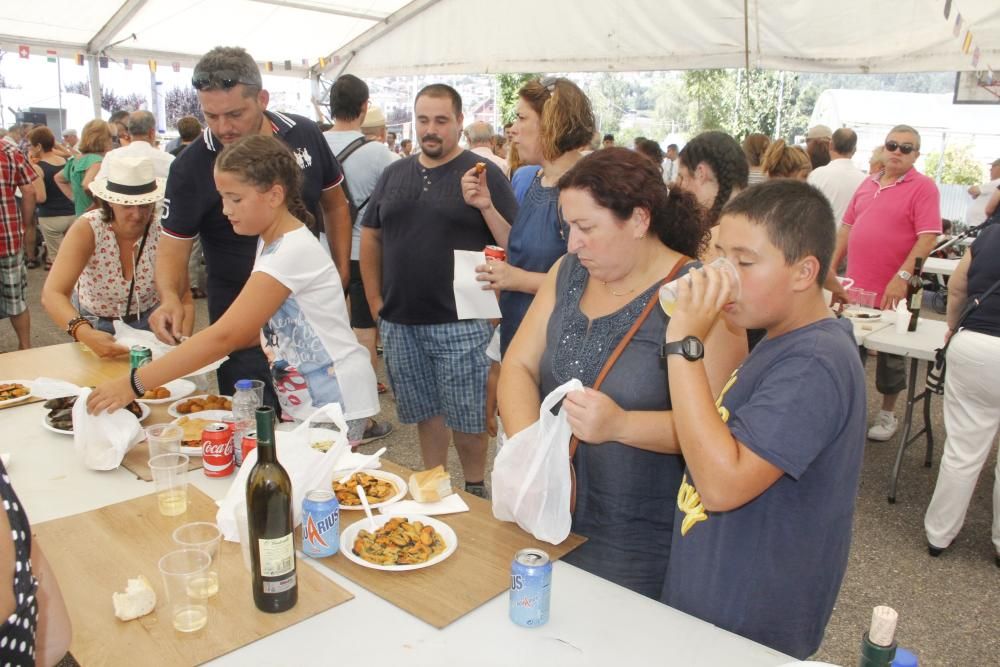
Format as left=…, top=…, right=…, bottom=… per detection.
left=509, top=548, right=551, bottom=627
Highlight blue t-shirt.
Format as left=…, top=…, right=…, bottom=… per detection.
left=499, top=174, right=566, bottom=355
left=662, top=317, right=866, bottom=660
left=511, top=165, right=541, bottom=203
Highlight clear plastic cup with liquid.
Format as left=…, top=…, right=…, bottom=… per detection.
left=149, top=453, right=189, bottom=516
left=145, top=423, right=183, bottom=460
left=158, top=548, right=211, bottom=633
left=172, top=522, right=222, bottom=599
left=659, top=257, right=741, bottom=316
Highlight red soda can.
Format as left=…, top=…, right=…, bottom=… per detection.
left=484, top=245, right=506, bottom=262
left=241, top=430, right=258, bottom=464
left=202, top=423, right=234, bottom=477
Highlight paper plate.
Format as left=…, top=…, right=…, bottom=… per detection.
left=340, top=514, right=457, bottom=571
left=842, top=307, right=882, bottom=322
left=42, top=402, right=150, bottom=435
left=167, top=395, right=233, bottom=419
left=332, top=469, right=407, bottom=510
left=0, top=381, right=32, bottom=408
left=170, top=410, right=234, bottom=456
left=136, top=378, right=196, bottom=404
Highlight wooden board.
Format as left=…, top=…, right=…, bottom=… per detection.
left=0, top=342, right=130, bottom=386
left=310, top=461, right=586, bottom=629
left=36, top=486, right=353, bottom=666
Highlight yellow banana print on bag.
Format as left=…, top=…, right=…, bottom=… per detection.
left=677, top=474, right=707, bottom=536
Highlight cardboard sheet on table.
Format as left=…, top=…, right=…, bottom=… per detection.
left=308, top=461, right=586, bottom=629
left=120, top=440, right=204, bottom=481
left=35, top=486, right=352, bottom=667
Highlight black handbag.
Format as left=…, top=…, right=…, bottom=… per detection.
left=926, top=275, right=1000, bottom=394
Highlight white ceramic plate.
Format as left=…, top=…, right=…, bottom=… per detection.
left=136, top=378, right=197, bottom=405
left=170, top=410, right=234, bottom=456
left=339, top=514, right=457, bottom=571
left=332, top=469, right=407, bottom=510
left=842, top=307, right=882, bottom=322
left=166, top=394, right=233, bottom=419
left=42, top=402, right=150, bottom=435
left=0, top=381, right=32, bottom=408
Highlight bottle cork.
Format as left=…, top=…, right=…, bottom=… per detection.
left=869, top=606, right=898, bottom=647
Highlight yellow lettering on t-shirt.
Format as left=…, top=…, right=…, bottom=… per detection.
left=677, top=474, right=708, bottom=536
left=715, top=368, right=739, bottom=424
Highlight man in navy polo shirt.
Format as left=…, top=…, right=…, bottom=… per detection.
left=150, top=46, right=351, bottom=408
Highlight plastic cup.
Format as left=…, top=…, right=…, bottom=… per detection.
left=860, top=290, right=878, bottom=309
left=235, top=504, right=252, bottom=572
left=172, top=522, right=222, bottom=598
left=145, top=424, right=183, bottom=460
left=847, top=287, right=864, bottom=306
left=158, top=548, right=211, bottom=633
left=659, top=257, right=741, bottom=316
left=236, top=379, right=266, bottom=405
left=149, top=453, right=189, bottom=517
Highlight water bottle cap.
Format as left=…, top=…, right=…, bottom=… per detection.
left=235, top=379, right=253, bottom=391
left=891, top=647, right=918, bottom=667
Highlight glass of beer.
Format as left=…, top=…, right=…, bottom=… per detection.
left=158, top=548, right=211, bottom=633
left=659, top=257, right=741, bottom=316
left=149, top=453, right=189, bottom=516
left=172, top=522, right=222, bottom=599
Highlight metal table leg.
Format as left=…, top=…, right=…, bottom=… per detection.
left=887, top=358, right=935, bottom=503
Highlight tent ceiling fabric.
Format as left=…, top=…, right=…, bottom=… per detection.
left=1, top=0, right=998, bottom=75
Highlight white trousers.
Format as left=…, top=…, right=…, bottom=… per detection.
left=924, top=329, right=1000, bottom=553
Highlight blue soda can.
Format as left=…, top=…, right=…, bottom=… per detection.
left=302, top=490, right=339, bottom=558
left=509, top=548, right=552, bottom=627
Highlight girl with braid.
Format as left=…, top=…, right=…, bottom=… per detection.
left=674, top=131, right=749, bottom=263
left=88, top=135, right=381, bottom=443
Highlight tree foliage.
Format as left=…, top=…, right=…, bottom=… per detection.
left=164, top=87, right=203, bottom=128
left=923, top=144, right=985, bottom=186
left=588, top=73, right=630, bottom=134
left=63, top=81, right=146, bottom=112
left=495, top=73, right=538, bottom=126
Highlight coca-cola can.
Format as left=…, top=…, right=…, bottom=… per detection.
left=202, top=423, right=234, bottom=477
left=484, top=245, right=506, bottom=262
left=241, top=430, right=258, bottom=464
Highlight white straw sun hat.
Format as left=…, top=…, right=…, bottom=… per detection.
left=89, top=156, right=166, bottom=206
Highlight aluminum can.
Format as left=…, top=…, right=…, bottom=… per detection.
left=484, top=245, right=506, bottom=262
left=201, top=423, right=234, bottom=477
left=302, top=490, right=339, bottom=558
left=509, top=548, right=552, bottom=627
left=240, top=430, right=258, bottom=465
left=129, top=345, right=152, bottom=369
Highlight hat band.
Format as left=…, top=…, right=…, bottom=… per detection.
left=106, top=180, right=157, bottom=196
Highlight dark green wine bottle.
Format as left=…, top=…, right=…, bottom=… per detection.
left=246, top=406, right=297, bottom=613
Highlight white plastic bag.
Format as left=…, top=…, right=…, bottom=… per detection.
left=491, top=378, right=582, bottom=544
left=71, top=388, right=144, bottom=470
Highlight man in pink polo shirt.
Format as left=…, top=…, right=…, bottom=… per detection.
left=829, top=124, right=941, bottom=441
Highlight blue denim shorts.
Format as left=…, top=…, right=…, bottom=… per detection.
left=379, top=319, right=493, bottom=433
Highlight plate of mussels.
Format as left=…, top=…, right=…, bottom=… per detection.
left=41, top=396, right=149, bottom=435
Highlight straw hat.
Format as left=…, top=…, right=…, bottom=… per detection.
left=89, top=157, right=166, bottom=206
left=806, top=124, right=833, bottom=140
left=361, top=105, right=386, bottom=129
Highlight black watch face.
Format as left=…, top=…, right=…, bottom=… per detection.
left=682, top=336, right=704, bottom=360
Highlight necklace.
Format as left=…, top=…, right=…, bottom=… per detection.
left=603, top=280, right=636, bottom=297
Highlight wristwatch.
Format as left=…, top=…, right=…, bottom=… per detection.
left=660, top=336, right=705, bottom=362
left=897, top=270, right=912, bottom=281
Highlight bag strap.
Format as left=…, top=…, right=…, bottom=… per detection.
left=568, top=255, right=691, bottom=460
left=123, top=221, right=152, bottom=321
left=335, top=136, right=371, bottom=210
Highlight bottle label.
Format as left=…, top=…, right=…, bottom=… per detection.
left=910, top=289, right=923, bottom=309
left=258, top=533, right=295, bottom=577
left=262, top=573, right=297, bottom=594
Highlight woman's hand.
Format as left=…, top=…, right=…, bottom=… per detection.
left=77, top=327, right=130, bottom=359
left=563, top=388, right=626, bottom=444
left=475, top=260, right=520, bottom=291
left=87, top=376, right=136, bottom=415
left=461, top=166, right=493, bottom=211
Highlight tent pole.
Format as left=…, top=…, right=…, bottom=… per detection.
left=88, top=55, right=101, bottom=118
left=56, top=56, right=64, bottom=138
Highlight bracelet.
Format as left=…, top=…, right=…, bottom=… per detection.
left=129, top=368, right=145, bottom=398
left=66, top=316, right=92, bottom=341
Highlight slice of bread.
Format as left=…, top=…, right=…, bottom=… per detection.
left=113, top=575, right=157, bottom=621
left=409, top=465, right=453, bottom=503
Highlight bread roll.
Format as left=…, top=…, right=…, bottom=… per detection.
left=409, top=465, right=453, bottom=503
left=112, top=575, right=157, bottom=621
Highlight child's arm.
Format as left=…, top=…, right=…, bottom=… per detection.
left=665, top=264, right=782, bottom=512
left=86, top=272, right=291, bottom=413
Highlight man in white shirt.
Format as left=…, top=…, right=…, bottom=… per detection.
left=464, top=121, right=509, bottom=178
left=965, top=158, right=1000, bottom=227
left=662, top=143, right=679, bottom=186
left=807, top=127, right=865, bottom=227
left=96, top=111, right=174, bottom=180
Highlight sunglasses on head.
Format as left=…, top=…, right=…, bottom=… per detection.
left=884, top=140, right=917, bottom=155
left=191, top=70, right=255, bottom=91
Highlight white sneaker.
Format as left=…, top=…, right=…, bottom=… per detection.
left=868, top=411, right=898, bottom=441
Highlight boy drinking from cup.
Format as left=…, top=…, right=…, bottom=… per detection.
left=659, top=180, right=866, bottom=659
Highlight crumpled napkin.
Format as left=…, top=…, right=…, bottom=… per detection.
left=113, top=321, right=228, bottom=377
left=71, top=388, right=144, bottom=470
left=381, top=494, right=470, bottom=517
left=14, top=377, right=82, bottom=399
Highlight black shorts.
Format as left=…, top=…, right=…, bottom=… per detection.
left=348, top=260, right=376, bottom=329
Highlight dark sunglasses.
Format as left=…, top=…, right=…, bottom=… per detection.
left=191, top=70, right=255, bottom=91
left=884, top=140, right=917, bottom=155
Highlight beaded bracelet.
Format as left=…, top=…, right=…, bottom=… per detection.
left=129, top=368, right=145, bottom=398
left=66, top=316, right=92, bottom=341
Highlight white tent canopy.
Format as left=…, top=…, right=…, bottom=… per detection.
left=1, top=1, right=998, bottom=82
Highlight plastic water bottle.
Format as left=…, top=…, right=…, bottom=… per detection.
left=232, top=379, right=261, bottom=466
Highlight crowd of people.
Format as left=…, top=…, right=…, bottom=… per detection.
left=2, top=45, right=999, bottom=663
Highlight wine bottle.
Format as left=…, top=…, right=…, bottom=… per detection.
left=246, top=406, right=297, bottom=613
left=906, top=257, right=924, bottom=332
